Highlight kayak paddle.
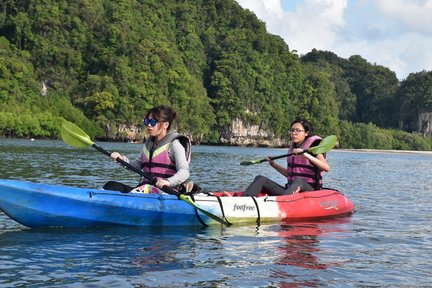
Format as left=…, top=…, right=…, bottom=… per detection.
left=59, top=119, right=230, bottom=226
left=240, top=135, right=337, bottom=166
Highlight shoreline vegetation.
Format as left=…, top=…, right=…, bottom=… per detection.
left=335, top=149, right=432, bottom=155
left=2, top=136, right=432, bottom=155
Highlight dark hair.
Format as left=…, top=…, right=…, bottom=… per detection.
left=290, top=118, right=313, bottom=136
left=146, top=105, right=177, bottom=130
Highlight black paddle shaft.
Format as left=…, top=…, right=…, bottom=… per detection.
left=265, top=151, right=303, bottom=162
left=268, top=153, right=289, bottom=161
left=91, top=144, right=180, bottom=196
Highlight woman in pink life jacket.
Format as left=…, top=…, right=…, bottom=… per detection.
left=242, top=119, right=330, bottom=197
left=110, top=105, right=191, bottom=193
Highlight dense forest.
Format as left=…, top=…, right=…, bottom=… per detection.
left=1, top=0, right=432, bottom=150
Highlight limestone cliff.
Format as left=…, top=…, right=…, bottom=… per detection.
left=419, top=112, right=432, bottom=137
left=219, top=118, right=286, bottom=147
left=109, top=118, right=286, bottom=147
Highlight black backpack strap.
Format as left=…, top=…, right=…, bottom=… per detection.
left=190, top=195, right=208, bottom=227
left=215, top=196, right=232, bottom=226
left=250, top=196, right=261, bottom=225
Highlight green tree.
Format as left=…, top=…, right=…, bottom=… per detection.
left=344, top=55, right=399, bottom=127
left=396, top=71, right=432, bottom=132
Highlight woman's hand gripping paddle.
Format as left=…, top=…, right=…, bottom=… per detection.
left=240, top=135, right=337, bottom=166
left=59, top=119, right=230, bottom=226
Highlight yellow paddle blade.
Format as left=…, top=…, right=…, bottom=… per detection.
left=59, top=120, right=94, bottom=148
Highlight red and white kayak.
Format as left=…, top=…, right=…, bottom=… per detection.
left=0, top=179, right=354, bottom=228
left=196, top=189, right=354, bottom=225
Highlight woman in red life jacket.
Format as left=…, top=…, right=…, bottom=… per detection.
left=242, top=119, right=330, bottom=197
left=110, top=105, right=191, bottom=193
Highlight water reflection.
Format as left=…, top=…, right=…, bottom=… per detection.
left=0, top=226, right=215, bottom=287
left=0, top=218, right=353, bottom=287
left=275, top=217, right=351, bottom=270
left=268, top=217, right=352, bottom=288
left=276, top=223, right=330, bottom=270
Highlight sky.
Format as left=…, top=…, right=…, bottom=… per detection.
left=235, top=0, right=432, bottom=80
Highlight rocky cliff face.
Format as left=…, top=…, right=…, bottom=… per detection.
left=220, top=118, right=286, bottom=147
left=419, top=112, right=432, bottom=137
left=104, top=124, right=143, bottom=143
left=111, top=118, right=286, bottom=147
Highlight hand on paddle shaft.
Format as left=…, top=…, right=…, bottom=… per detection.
left=240, top=135, right=337, bottom=166
left=109, top=152, right=170, bottom=189
left=59, top=119, right=231, bottom=226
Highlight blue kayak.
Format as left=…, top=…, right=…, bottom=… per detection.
left=0, top=179, right=208, bottom=228
left=0, top=179, right=355, bottom=228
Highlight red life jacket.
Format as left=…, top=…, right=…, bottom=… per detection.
left=139, top=132, right=191, bottom=183
left=287, top=135, right=324, bottom=190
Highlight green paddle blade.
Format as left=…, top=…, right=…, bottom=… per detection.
left=239, top=159, right=263, bottom=166
left=308, top=135, right=337, bottom=154
left=59, top=120, right=94, bottom=148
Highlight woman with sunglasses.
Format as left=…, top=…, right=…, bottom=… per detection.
left=110, top=105, right=191, bottom=193
left=242, top=119, right=330, bottom=197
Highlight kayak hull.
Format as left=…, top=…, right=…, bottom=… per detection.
left=0, top=179, right=354, bottom=228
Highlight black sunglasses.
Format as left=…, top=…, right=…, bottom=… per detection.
left=144, top=118, right=158, bottom=127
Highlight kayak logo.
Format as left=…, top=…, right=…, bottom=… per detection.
left=320, top=200, right=339, bottom=209
left=233, top=204, right=255, bottom=212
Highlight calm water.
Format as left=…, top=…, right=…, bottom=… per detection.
left=1, top=138, right=431, bottom=287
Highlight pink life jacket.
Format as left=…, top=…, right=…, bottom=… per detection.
left=287, top=135, right=324, bottom=190
left=139, top=132, right=191, bottom=184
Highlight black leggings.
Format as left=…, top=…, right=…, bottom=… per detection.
left=243, top=175, right=314, bottom=197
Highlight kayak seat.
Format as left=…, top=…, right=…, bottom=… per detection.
left=181, top=181, right=203, bottom=195
left=102, top=181, right=134, bottom=193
